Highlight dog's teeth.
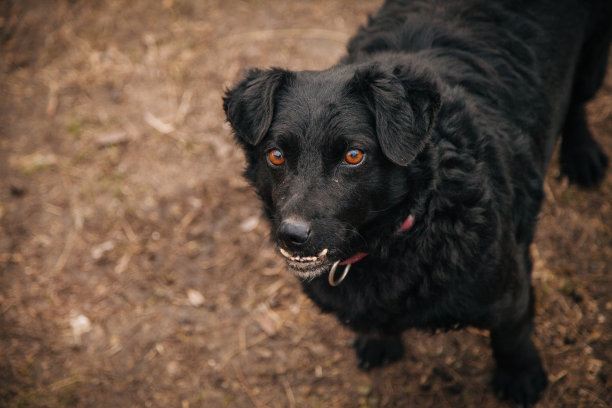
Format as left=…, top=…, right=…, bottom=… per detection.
left=281, top=249, right=327, bottom=263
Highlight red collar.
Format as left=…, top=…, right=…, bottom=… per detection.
left=329, top=214, right=415, bottom=285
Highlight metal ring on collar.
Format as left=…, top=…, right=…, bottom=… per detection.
left=328, top=260, right=351, bottom=286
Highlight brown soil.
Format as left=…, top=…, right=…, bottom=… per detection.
left=0, top=1, right=610, bottom=407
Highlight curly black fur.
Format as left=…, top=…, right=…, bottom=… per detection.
left=223, top=0, right=611, bottom=405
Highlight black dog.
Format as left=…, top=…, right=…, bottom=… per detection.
left=223, top=0, right=611, bottom=405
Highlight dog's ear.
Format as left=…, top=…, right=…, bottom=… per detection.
left=223, top=68, right=294, bottom=146
left=349, top=64, right=440, bottom=166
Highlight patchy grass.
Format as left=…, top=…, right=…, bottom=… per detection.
left=0, top=1, right=610, bottom=407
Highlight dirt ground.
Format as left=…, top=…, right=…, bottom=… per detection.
left=0, top=1, right=610, bottom=407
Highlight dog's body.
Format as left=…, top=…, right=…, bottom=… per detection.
left=224, top=0, right=611, bottom=405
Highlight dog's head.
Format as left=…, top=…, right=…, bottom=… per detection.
left=223, top=62, right=440, bottom=280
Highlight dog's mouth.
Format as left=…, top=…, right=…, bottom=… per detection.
left=279, top=247, right=331, bottom=280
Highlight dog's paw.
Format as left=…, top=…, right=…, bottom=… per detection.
left=560, top=137, right=609, bottom=188
left=352, top=335, right=404, bottom=370
left=492, top=364, right=548, bottom=408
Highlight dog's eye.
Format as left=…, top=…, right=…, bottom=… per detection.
left=344, top=149, right=364, bottom=165
left=267, top=149, right=285, bottom=166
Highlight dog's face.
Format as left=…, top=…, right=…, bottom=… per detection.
left=224, top=63, right=440, bottom=280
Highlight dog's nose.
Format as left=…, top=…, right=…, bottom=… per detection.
left=279, top=219, right=311, bottom=247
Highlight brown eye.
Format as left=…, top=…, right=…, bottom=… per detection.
left=344, top=149, right=364, bottom=165
left=267, top=149, right=285, bottom=166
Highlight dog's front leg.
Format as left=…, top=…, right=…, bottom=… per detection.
left=490, top=286, right=547, bottom=407
left=351, top=334, right=404, bottom=370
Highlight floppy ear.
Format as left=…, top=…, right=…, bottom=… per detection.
left=349, top=64, right=440, bottom=166
left=223, top=68, right=294, bottom=146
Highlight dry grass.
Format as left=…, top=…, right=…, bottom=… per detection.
left=0, top=1, right=610, bottom=407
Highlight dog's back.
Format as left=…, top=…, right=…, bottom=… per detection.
left=346, top=0, right=611, bottom=178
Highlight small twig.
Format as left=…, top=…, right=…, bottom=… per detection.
left=233, top=363, right=266, bottom=408
left=144, top=111, right=175, bottom=134
left=281, top=377, right=296, bottom=408
left=549, top=370, right=568, bottom=384
left=54, top=230, right=77, bottom=272
left=176, top=208, right=199, bottom=236
left=556, top=294, right=573, bottom=315
left=543, top=180, right=556, bottom=203
left=96, top=131, right=130, bottom=148
left=175, top=89, right=193, bottom=125
left=239, top=323, right=248, bottom=353
left=46, top=81, right=59, bottom=117
left=114, top=253, right=131, bottom=275
left=49, top=375, right=80, bottom=392
left=121, top=219, right=139, bottom=244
